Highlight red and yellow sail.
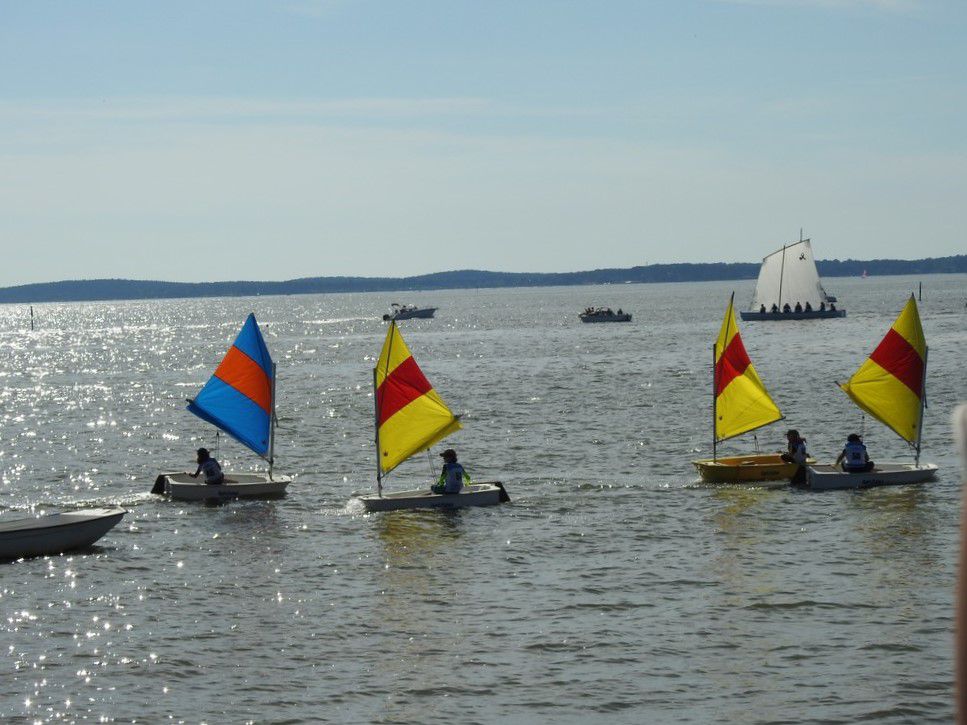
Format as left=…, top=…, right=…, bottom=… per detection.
left=840, top=295, right=926, bottom=444
left=375, top=322, right=462, bottom=476
left=714, top=295, right=783, bottom=441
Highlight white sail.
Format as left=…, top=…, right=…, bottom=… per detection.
left=750, top=239, right=831, bottom=310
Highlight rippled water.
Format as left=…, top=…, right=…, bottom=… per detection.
left=1, top=275, right=965, bottom=723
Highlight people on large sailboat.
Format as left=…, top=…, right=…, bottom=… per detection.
left=190, top=447, right=225, bottom=485
left=794, top=302, right=803, bottom=313
left=770, top=303, right=779, bottom=313
left=782, top=303, right=792, bottom=313
left=760, top=304, right=767, bottom=314
left=819, top=302, right=826, bottom=311
left=431, top=448, right=470, bottom=495
left=835, top=433, right=875, bottom=473
left=804, top=302, right=813, bottom=312
left=830, top=302, right=837, bottom=311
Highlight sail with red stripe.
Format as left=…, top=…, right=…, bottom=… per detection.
left=839, top=295, right=926, bottom=446
left=375, top=322, right=461, bottom=477
left=715, top=294, right=783, bottom=441
left=187, top=313, right=275, bottom=459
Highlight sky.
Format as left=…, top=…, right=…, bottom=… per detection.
left=1, top=0, right=965, bottom=286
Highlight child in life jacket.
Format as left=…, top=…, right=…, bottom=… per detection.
left=835, top=434, right=875, bottom=473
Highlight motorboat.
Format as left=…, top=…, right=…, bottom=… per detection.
left=0, top=507, right=126, bottom=561
left=383, top=303, right=437, bottom=321
left=152, top=313, right=290, bottom=501
left=579, top=307, right=632, bottom=323
left=740, top=232, right=846, bottom=321
left=354, top=320, right=510, bottom=512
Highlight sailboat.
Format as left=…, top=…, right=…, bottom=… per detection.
left=152, top=314, right=291, bottom=501
left=740, top=233, right=846, bottom=320
left=692, top=294, right=812, bottom=482
left=806, top=296, right=938, bottom=490
left=356, top=321, right=509, bottom=512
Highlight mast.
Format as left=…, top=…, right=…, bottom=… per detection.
left=915, top=346, right=928, bottom=466
left=373, top=367, right=382, bottom=496
left=777, top=245, right=787, bottom=309
left=268, top=362, right=277, bottom=480
left=712, top=341, right=718, bottom=461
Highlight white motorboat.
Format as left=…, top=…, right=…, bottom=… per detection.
left=153, top=313, right=292, bottom=501
left=354, top=321, right=510, bottom=512
left=0, top=507, right=126, bottom=560
left=579, top=307, right=632, bottom=323
left=802, top=295, right=935, bottom=491
left=383, top=303, right=437, bottom=321
left=358, top=482, right=507, bottom=512
left=805, top=463, right=937, bottom=491
left=154, top=472, right=290, bottom=501
left=740, top=232, right=845, bottom=321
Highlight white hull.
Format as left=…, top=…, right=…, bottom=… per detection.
left=155, top=472, right=291, bottom=501
left=0, top=507, right=126, bottom=560
left=358, top=483, right=507, bottom=512
left=805, top=463, right=938, bottom=491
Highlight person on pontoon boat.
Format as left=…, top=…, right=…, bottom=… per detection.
left=834, top=433, right=875, bottom=473
left=190, top=447, right=225, bottom=485
left=431, top=448, right=470, bottom=495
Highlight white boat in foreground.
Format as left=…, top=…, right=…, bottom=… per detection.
left=0, top=507, right=126, bottom=560
left=154, top=313, right=292, bottom=502
left=803, top=295, right=935, bottom=491
left=806, top=463, right=937, bottom=491
left=154, top=472, right=290, bottom=501
left=358, top=482, right=507, bottom=512
left=355, top=321, right=510, bottom=513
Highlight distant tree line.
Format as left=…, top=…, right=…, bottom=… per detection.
left=0, top=255, right=964, bottom=304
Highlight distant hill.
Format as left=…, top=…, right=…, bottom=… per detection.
left=0, top=255, right=964, bottom=304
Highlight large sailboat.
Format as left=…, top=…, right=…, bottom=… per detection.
left=692, top=294, right=811, bottom=482
left=806, top=295, right=937, bottom=490
left=153, top=314, right=291, bottom=501
left=356, top=321, right=509, bottom=512
left=740, top=233, right=845, bottom=320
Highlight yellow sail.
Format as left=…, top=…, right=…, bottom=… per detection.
left=374, top=322, right=462, bottom=477
left=839, top=295, right=926, bottom=444
left=714, top=295, right=783, bottom=441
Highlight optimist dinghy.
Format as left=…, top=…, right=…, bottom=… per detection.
left=356, top=321, right=509, bottom=512
left=692, top=294, right=813, bottom=483
left=805, top=295, right=937, bottom=491
left=153, top=314, right=291, bottom=501
left=0, top=507, right=126, bottom=561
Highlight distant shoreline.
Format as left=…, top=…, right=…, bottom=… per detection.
left=1, top=255, right=964, bottom=304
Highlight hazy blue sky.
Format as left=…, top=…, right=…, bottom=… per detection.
left=1, top=0, right=964, bottom=286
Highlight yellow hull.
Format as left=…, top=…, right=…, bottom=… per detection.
left=691, top=453, right=813, bottom=483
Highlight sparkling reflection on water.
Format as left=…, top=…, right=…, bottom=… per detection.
left=0, top=275, right=965, bottom=723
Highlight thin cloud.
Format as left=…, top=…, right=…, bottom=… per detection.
left=709, top=0, right=920, bottom=11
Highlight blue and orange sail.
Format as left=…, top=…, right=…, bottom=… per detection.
left=374, top=322, right=461, bottom=478
left=187, top=313, right=275, bottom=460
left=714, top=294, right=783, bottom=442
left=839, top=295, right=926, bottom=449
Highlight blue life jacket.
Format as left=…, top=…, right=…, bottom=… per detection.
left=843, top=441, right=868, bottom=471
